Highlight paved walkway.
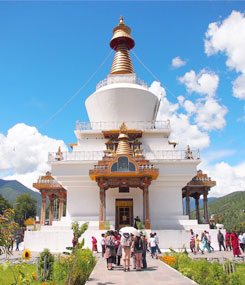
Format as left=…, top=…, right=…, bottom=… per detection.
left=189, top=249, right=245, bottom=261
left=86, top=254, right=196, bottom=285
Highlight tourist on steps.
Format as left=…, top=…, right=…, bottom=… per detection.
left=105, top=231, right=116, bottom=270
left=92, top=236, right=98, bottom=253
left=121, top=232, right=132, bottom=272
left=217, top=230, right=225, bottom=251
left=149, top=233, right=157, bottom=259
left=195, top=234, right=201, bottom=252
left=230, top=230, right=241, bottom=258
left=101, top=233, right=105, bottom=257
left=238, top=231, right=245, bottom=252
left=115, top=231, right=122, bottom=266
left=141, top=232, right=147, bottom=269
left=190, top=229, right=196, bottom=254
left=205, top=231, right=214, bottom=251
left=225, top=231, right=232, bottom=251
left=154, top=232, right=162, bottom=254
left=133, top=233, right=144, bottom=271
left=201, top=232, right=211, bottom=254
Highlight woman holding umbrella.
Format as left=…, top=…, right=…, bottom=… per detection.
left=121, top=232, right=132, bottom=271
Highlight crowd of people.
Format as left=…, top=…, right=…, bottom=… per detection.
left=91, top=230, right=161, bottom=271
left=190, top=229, right=245, bottom=257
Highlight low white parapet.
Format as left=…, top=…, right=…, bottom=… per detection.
left=96, top=73, right=148, bottom=90
left=76, top=120, right=170, bottom=131
left=48, top=149, right=200, bottom=162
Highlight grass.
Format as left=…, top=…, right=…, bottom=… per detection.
left=236, top=263, right=245, bottom=284
left=0, top=263, right=37, bottom=284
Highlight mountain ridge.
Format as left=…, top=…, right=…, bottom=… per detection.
left=0, top=179, right=41, bottom=213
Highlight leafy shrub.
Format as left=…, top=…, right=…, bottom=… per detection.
left=161, top=250, right=242, bottom=285
left=52, top=254, right=73, bottom=283
left=38, top=249, right=55, bottom=281
left=70, top=222, right=88, bottom=251
left=69, top=249, right=96, bottom=285
left=136, top=221, right=144, bottom=229
left=53, top=249, right=96, bottom=285
left=105, top=221, right=110, bottom=230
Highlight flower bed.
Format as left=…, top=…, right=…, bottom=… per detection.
left=160, top=250, right=242, bottom=285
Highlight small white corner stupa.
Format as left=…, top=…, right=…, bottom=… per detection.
left=25, top=17, right=215, bottom=252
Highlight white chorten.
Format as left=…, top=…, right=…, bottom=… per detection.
left=25, top=17, right=211, bottom=252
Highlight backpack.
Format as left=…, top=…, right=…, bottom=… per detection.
left=106, top=237, right=115, bottom=249
left=135, top=236, right=143, bottom=250
left=121, top=237, right=131, bottom=247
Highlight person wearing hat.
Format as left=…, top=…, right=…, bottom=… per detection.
left=133, top=232, right=145, bottom=270
left=105, top=231, right=116, bottom=270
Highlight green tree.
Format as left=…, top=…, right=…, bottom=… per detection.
left=0, top=194, right=12, bottom=215
left=0, top=209, right=19, bottom=255
left=14, top=193, right=37, bottom=226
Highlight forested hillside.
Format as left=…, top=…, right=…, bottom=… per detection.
left=191, top=191, right=245, bottom=231
left=0, top=179, right=41, bottom=213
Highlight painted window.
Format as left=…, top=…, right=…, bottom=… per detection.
left=111, top=156, right=136, bottom=172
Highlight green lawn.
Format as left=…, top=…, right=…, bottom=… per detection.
left=237, top=263, right=245, bottom=284
left=0, top=263, right=37, bottom=284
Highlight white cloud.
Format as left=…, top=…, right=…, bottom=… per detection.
left=149, top=81, right=166, bottom=100
left=152, top=81, right=210, bottom=149
left=169, top=114, right=210, bottom=149
left=171, top=56, right=187, bottom=68
left=183, top=100, right=196, bottom=114
left=178, top=69, right=219, bottom=97
left=195, top=98, right=228, bottom=131
left=178, top=68, right=227, bottom=131
left=233, top=74, right=245, bottom=100
left=205, top=10, right=245, bottom=99
left=201, top=149, right=236, bottom=163
left=200, top=161, right=245, bottom=197
left=0, top=123, right=67, bottom=189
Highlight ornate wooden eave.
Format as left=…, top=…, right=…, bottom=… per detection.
left=89, top=123, right=159, bottom=184
left=182, top=170, right=216, bottom=198
left=89, top=154, right=158, bottom=181
left=33, top=171, right=66, bottom=194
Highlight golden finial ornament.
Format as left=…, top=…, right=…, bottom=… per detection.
left=116, top=123, right=132, bottom=156
left=120, top=122, right=127, bottom=134
left=110, top=16, right=135, bottom=75
left=55, top=146, right=63, bottom=161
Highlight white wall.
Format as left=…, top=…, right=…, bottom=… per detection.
left=66, top=186, right=99, bottom=219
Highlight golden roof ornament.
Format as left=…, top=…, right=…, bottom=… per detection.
left=116, top=123, right=132, bottom=156
left=56, top=146, right=63, bottom=161
left=120, top=122, right=127, bottom=133
left=110, top=16, right=135, bottom=75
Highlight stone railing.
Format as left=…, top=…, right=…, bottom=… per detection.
left=76, top=120, right=170, bottom=131
left=96, top=74, right=148, bottom=90
left=48, top=149, right=200, bottom=162
left=36, top=180, right=61, bottom=186
left=48, top=151, right=104, bottom=162
left=144, top=150, right=200, bottom=160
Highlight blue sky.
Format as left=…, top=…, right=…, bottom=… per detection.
left=0, top=1, right=245, bottom=196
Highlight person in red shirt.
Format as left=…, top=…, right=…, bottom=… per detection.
left=231, top=230, right=241, bottom=257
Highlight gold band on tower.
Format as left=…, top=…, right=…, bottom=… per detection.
left=110, top=16, right=135, bottom=75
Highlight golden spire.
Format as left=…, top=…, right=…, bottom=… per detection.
left=116, top=123, right=132, bottom=156
left=110, top=16, right=135, bottom=75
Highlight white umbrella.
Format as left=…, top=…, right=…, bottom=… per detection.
left=119, top=226, right=139, bottom=236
